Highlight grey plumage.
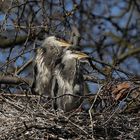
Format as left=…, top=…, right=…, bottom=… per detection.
left=32, top=36, right=72, bottom=96
left=51, top=50, right=89, bottom=112
left=32, top=36, right=89, bottom=112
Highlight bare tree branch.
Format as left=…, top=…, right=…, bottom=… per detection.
left=0, top=75, right=31, bottom=85
left=0, top=36, right=32, bottom=49
left=118, top=47, right=140, bottom=63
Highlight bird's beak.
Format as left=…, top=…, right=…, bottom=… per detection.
left=56, top=39, right=72, bottom=47
left=73, top=52, right=89, bottom=60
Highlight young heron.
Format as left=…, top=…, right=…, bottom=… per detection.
left=32, top=36, right=72, bottom=96
left=51, top=50, right=89, bottom=112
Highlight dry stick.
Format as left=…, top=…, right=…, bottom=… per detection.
left=47, top=134, right=65, bottom=140
left=104, top=87, right=140, bottom=121
left=88, top=85, right=104, bottom=140
left=14, top=37, right=37, bottom=76
left=63, top=115, right=90, bottom=137
left=35, top=98, right=57, bottom=118
left=1, top=93, right=90, bottom=114
left=15, top=58, right=33, bottom=75
left=0, top=75, right=31, bottom=85
left=0, top=74, right=102, bottom=86
left=0, top=95, right=24, bottom=112
left=0, top=93, right=40, bottom=98
left=0, top=48, right=34, bottom=70
left=0, top=0, right=13, bottom=31
left=52, top=108, right=90, bottom=136
left=52, top=93, right=95, bottom=99
left=84, top=75, right=104, bottom=83
left=4, top=91, right=32, bottom=119
left=91, top=57, right=132, bottom=76
left=18, top=123, right=66, bottom=140
left=120, top=87, right=140, bottom=113
left=101, top=88, right=138, bottom=125
left=102, top=105, right=120, bottom=126
left=102, top=102, right=117, bottom=113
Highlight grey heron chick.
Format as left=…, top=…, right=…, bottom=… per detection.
left=32, top=36, right=72, bottom=96
left=51, top=50, right=89, bottom=112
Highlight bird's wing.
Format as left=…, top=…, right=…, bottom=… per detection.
left=51, top=77, right=59, bottom=110
left=31, top=61, right=38, bottom=94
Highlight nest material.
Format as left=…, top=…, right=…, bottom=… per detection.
left=92, top=81, right=140, bottom=113
left=0, top=81, right=140, bottom=139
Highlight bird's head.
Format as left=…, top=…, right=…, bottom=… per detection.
left=64, top=50, right=90, bottom=61
left=43, top=36, right=72, bottom=48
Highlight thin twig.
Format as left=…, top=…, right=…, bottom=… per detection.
left=88, top=85, right=104, bottom=140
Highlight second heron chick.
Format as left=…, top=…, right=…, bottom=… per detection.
left=51, top=50, right=89, bottom=112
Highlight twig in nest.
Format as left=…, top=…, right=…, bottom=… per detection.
left=60, top=115, right=91, bottom=137
left=0, top=94, right=24, bottom=112
left=88, top=85, right=103, bottom=140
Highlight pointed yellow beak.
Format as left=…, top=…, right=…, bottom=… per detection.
left=72, top=51, right=89, bottom=60
left=56, top=39, right=72, bottom=47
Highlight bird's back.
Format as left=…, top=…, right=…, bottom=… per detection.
left=33, top=48, right=52, bottom=95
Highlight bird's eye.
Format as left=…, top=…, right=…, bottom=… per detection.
left=56, top=37, right=61, bottom=41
